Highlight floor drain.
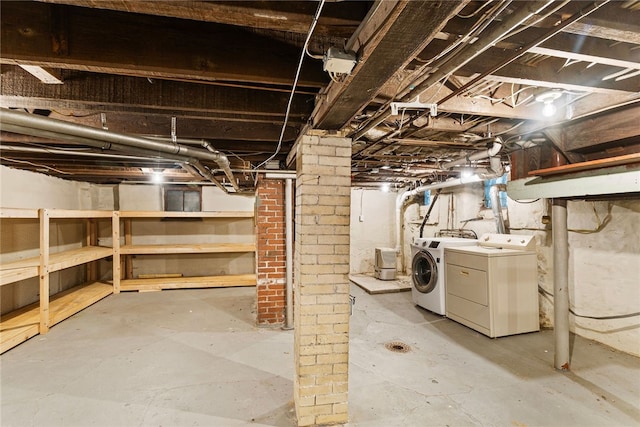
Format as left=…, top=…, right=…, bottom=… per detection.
left=385, top=341, right=411, bottom=353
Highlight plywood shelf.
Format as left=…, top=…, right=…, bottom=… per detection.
left=0, top=258, right=40, bottom=286
left=119, top=210, right=254, bottom=218
left=0, top=281, right=112, bottom=353
left=48, top=246, right=113, bottom=272
left=120, top=274, right=256, bottom=292
left=48, top=281, right=113, bottom=327
left=0, top=304, right=40, bottom=354
left=120, top=243, right=255, bottom=255
left=45, top=209, right=114, bottom=219
left=0, top=208, right=39, bottom=218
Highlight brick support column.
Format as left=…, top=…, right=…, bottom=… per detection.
left=256, top=177, right=286, bottom=325
left=294, top=134, right=351, bottom=426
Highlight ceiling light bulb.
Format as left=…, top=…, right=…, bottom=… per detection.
left=542, top=102, right=557, bottom=117
left=151, top=171, right=164, bottom=183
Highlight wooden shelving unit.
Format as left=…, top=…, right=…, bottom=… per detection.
left=0, top=208, right=40, bottom=353
left=1, top=208, right=256, bottom=352
left=114, top=211, right=256, bottom=292
left=1, top=208, right=114, bottom=353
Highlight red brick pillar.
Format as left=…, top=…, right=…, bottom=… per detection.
left=256, top=177, right=286, bottom=325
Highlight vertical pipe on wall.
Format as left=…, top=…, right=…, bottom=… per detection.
left=552, top=198, right=570, bottom=370
left=284, top=178, right=294, bottom=330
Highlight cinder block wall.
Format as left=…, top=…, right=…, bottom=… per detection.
left=255, top=178, right=286, bottom=325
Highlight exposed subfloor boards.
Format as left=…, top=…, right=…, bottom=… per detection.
left=1, top=285, right=639, bottom=426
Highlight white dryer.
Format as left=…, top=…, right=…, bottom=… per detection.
left=410, top=237, right=477, bottom=315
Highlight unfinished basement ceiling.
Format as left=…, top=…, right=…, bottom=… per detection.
left=1, top=0, right=639, bottom=191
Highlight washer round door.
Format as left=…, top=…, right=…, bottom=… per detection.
left=412, top=251, right=438, bottom=294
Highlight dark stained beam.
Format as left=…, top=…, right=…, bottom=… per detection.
left=549, top=104, right=640, bottom=153
left=0, top=2, right=328, bottom=87
left=312, top=0, right=469, bottom=130
left=562, top=2, right=640, bottom=44
left=0, top=67, right=312, bottom=126
left=36, top=0, right=367, bottom=38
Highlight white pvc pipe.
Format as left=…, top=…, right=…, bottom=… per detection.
left=442, top=139, right=502, bottom=170
left=552, top=199, right=570, bottom=370
left=394, top=175, right=484, bottom=271
left=490, top=184, right=508, bottom=234
left=284, top=178, right=294, bottom=330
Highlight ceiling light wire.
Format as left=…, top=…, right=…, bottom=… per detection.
left=255, top=0, right=326, bottom=171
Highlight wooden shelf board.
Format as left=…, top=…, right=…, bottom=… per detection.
left=0, top=208, right=39, bottom=218
left=529, top=153, right=640, bottom=177
left=0, top=281, right=112, bottom=353
left=0, top=258, right=39, bottom=286
left=120, top=274, right=256, bottom=291
left=45, top=209, right=114, bottom=218
left=0, top=304, right=40, bottom=354
left=119, top=211, right=254, bottom=218
left=49, top=281, right=113, bottom=327
left=120, top=243, right=255, bottom=254
left=49, top=246, right=113, bottom=272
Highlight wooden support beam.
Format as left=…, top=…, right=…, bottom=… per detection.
left=18, top=65, right=64, bottom=84
left=36, top=0, right=366, bottom=38
left=312, top=0, right=470, bottom=130
left=562, top=2, right=640, bottom=44
left=416, top=40, right=640, bottom=95
left=1, top=2, right=328, bottom=87
left=551, top=104, right=640, bottom=153
left=0, top=67, right=312, bottom=126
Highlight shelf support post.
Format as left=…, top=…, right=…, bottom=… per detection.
left=39, top=208, right=50, bottom=334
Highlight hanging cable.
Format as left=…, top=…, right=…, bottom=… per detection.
left=539, top=286, right=640, bottom=320
left=255, top=0, right=326, bottom=170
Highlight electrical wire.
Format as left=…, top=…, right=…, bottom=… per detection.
left=512, top=198, right=541, bottom=204
left=254, top=0, right=326, bottom=170
left=457, top=0, right=495, bottom=18
left=0, top=157, right=71, bottom=175
left=538, top=286, right=640, bottom=320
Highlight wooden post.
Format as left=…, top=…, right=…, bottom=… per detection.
left=124, top=218, right=133, bottom=279
left=86, top=219, right=98, bottom=282
left=112, top=211, right=121, bottom=293
left=39, top=208, right=50, bottom=333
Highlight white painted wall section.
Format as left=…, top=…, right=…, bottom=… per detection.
left=350, top=188, right=396, bottom=274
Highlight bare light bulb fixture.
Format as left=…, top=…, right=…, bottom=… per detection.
left=535, top=90, right=563, bottom=118
left=541, top=102, right=557, bottom=117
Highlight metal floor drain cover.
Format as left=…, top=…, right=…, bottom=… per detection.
left=385, top=341, right=411, bottom=353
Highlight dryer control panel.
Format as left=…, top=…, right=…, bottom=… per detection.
left=478, top=233, right=535, bottom=251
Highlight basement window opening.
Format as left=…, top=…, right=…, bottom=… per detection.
left=163, top=186, right=202, bottom=217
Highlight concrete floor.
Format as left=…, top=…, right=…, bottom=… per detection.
left=1, top=285, right=639, bottom=426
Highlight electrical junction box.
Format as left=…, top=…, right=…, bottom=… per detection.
left=323, top=47, right=357, bottom=74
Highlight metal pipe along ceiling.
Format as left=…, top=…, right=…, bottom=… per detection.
left=0, top=108, right=240, bottom=192
left=0, top=122, right=226, bottom=188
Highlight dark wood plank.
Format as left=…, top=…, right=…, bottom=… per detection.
left=557, top=105, right=640, bottom=152
left=37, top=0, right=366, bottom=37
left=529, top=153, right=640, bottom=177
left=313, top=1, right=469, bottom=130
left=0, top=2, right=327, bottom=87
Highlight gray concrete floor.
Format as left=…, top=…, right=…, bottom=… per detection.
left=1, top=285, right=639, bottom=426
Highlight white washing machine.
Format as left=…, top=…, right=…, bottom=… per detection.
left=410, top=237, right=477, bottom=315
